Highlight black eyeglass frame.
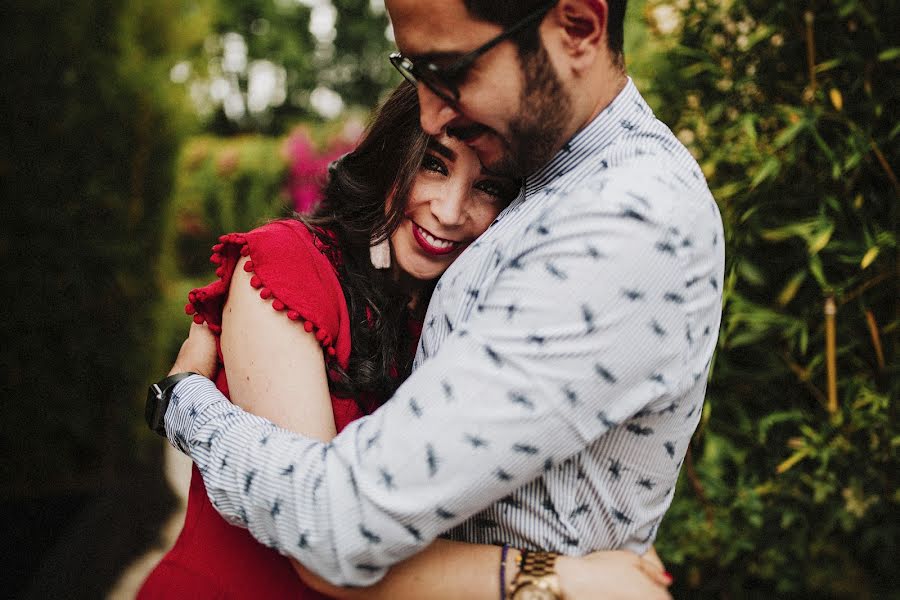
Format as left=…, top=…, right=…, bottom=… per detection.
left=389, top=1, right=558, bottom=104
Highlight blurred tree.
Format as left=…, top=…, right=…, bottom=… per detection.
left=0, top=0, right=205, bottom=522
left=0, top=0, right=212, bottom=593
left=643, top=0, right=898, bottom=596
left=181, top=0, right=397, bottom=134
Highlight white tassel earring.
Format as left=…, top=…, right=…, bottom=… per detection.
left=369, top=237, right=391, bottom=269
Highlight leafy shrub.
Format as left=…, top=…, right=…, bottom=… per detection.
left=0, top=0, right=204, bottom=492
left=158, top=123, right=362, bottom=360
left=166, top=135, right=291, bottom=277
left=644, top=0, right=898, bottom=595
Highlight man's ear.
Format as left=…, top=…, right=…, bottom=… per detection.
left=547, top=0, right=607, bottom=69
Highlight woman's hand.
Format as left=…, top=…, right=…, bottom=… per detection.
left=556, top=550, right=672, bottom=600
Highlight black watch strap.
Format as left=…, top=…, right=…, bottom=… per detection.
left=146, top=372, right=197, bottom=437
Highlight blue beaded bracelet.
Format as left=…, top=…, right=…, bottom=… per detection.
left=499, top=543, right=510, bottom=600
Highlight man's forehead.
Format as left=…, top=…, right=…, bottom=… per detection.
left=385, top=0, right=501, bottom=57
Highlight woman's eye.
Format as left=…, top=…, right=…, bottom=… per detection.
left=421, top=154, right=448, bottom=175
left=476, top=180, right=514, bottom=201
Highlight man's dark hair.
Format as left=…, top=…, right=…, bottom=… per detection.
left=464, top=0, right=627, bottom=65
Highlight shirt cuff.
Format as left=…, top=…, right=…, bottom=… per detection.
left=164, top=374, right=230, bottom=454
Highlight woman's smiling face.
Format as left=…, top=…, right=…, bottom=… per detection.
left=390, top=133, right=519, bottom=281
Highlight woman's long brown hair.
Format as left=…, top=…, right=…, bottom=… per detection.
left=298, top=83, right=433, bottom=405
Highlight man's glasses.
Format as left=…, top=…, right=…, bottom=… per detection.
left=389, top=1, right=558, bottom=105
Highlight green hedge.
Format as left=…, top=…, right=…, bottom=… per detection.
left=157, top=135, right=293, bottom=361
left=165, top=136, right=291, bottom=277
left=0, top=0, right=206, bottom=494
left=645, top=0, right=897, bottom=596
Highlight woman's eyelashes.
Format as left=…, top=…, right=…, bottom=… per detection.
left=421, top=153, right=448, bottom=175
left=476, top=179, right=518, bottom=203
left=421, top=152, right=516, bottom=203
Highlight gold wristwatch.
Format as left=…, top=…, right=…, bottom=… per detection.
left=508, top=551, right=561, bottom=600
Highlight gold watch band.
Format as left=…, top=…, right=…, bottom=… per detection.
left=508, top=551, right=561, bottom=599
left=520, top=550, right=558, bottom=577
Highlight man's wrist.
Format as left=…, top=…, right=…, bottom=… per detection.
left=162, top=374, right=226, bottom=450
left=169, top=363, right=199, bottom=377
left=146, top=372, right=198, bottom=437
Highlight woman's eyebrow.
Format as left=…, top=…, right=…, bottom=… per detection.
left=427, top=138, right=456, bottom=161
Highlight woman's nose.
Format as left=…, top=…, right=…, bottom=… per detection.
left=430, top=184, right=468, bottom=227
left=417, top=86, right=460, bottom=136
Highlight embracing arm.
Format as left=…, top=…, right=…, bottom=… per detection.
left=223, top=258, right=510, bottom=598
left=165, top=174, right=723, bottom=586
left=221, top=257, right=670, bottom=599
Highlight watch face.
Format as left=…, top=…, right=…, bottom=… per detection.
left=512, top=586, right=557, bottom=600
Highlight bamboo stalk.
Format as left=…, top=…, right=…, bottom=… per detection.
left=804, top=10, right=817, bottom=100
left=685, top=444, right=714, bottom=526
left=865, top=310, right=885, bottom=371
left=781, top=350, right=829, bottom=409
left=824, top=296, right=838, bottom=413
left=869, top=139, right=900, bottom=197
left=839, top=268, right=895, bottom=305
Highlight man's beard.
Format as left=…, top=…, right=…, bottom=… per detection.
left=494, top=43, right=572, bottom=179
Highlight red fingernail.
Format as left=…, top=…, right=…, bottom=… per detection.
left=664, top=571, right=674, bottom=582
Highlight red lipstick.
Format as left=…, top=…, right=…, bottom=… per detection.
left=411, top=221, right=461, bottom=256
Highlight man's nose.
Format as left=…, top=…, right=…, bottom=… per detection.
left=417, top=85, right=460, bottom=136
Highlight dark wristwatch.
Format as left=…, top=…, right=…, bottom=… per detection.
left=145, top=372, right=197, bottom=437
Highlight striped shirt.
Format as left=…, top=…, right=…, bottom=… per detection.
left=166, top=79, right=724, bottom=586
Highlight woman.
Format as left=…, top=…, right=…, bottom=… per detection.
left=140, top=83, right=670, bottom=599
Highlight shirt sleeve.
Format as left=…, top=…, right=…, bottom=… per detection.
left=165, top=174, right=723, bottom=586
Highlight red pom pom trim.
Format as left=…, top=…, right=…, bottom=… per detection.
left=187, top=232, right=341, bottom=362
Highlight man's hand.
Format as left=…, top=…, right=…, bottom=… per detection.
left=168, top=322, right=218, bottom=379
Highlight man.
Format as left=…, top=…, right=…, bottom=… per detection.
left=153, top=0, right=724, bottom=593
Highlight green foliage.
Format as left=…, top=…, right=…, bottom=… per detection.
left=0, top=0, right=205, bottom=494
left=182, top=0, right=396, bottom=133
left=644, top=0, right=898, bottom=595
left=164, top=135, right=291, bottom=278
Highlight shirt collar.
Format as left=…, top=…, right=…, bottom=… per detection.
left=525, top=78, right=647, bottom=196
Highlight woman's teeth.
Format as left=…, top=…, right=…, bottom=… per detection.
left=417, top=225, right=457, bottom=249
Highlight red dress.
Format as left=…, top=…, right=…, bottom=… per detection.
left=140, top=220, right=366, bottom=599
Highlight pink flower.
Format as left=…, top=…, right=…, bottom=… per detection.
left=282, top=122, right=364, bottom=213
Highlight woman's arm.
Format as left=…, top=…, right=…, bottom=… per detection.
left=222, top=257, right=670, bottom=600
left=222, top=256, right=336, bottom=442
